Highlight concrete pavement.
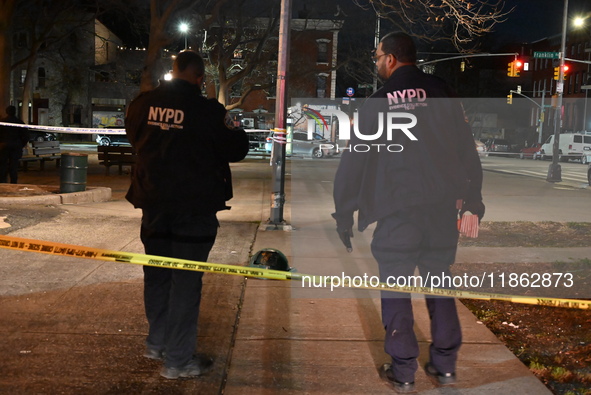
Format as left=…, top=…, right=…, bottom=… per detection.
left=0, top=153, right=560, bottom=394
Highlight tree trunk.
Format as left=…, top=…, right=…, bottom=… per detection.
left=140, top=0, right=180, bottom=92
left=20, top=47, right=39, bottom=123
left=0, top=0, right=17, bottom=113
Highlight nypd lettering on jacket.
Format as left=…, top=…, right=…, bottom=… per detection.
left=147, top=106, right=185, bottom=130
left=387, top=88, right=427, bottom=110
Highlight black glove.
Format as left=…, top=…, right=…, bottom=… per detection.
left=461, top=200, right=485, bottom=222
left=332, top=213, right=354, bottom=253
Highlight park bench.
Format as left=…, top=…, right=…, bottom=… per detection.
left=97, top=145, right=137, bottom=175
left=20, top=140, right=62, bottom=171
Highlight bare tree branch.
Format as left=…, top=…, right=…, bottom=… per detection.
left=353, top=0, right=512, bottom=51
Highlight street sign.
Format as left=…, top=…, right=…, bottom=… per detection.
left=556, top=82, right=564, bottom=93
left=534, top=51, right=559, bottom=59
left=346, top=87, right=355, bottom=97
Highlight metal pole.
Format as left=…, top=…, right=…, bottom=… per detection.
left=539, top=89, right=545, bottom=144
left=269, top=0, right=291, bottom=225
left=547, top=0, right=568, bottom=182
left=584, top=46, right=591, bottom=132
left=372, top=15, right=380, bottom=93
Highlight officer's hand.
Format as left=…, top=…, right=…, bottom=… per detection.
left=336, top=226, right=354, bottom=253
left=331, top=213, right=354, bottom=253
left=461, top=200, right=485, bottom=223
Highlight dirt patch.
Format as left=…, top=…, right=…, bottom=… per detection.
left=457, top=221, right=591, bottom=394
left=459, top=221, right=591, bottom=248
left=0, top=184, right=59, bottom=197
left=462, top=299, right=591, bottom=395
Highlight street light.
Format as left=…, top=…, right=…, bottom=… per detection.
left=179, top=22, right=189, bottom=50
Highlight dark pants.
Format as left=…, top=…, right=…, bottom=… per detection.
left=140, top=209, right=218, bottom=368
left=371, top=204, right=462, bottom=383
left=0, top=146, right=22, bottom=183
left=7, top=146, right=22, bottom=183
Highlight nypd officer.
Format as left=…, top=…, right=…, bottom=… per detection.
left=125, top=50, right=249, bottom=379
left=332, top=32, right=484, bottom=392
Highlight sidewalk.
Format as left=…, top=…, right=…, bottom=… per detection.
left=0, top=154, right=556, bottom=394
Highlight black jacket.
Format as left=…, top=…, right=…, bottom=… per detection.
left=333, top=65, right=483, bottom=231
left=0, top=115, right=27, bottom=149
left=125, top=79, right=249, bottom=214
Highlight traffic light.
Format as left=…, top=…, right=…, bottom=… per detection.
left=553, top=65, right=568, bottom=80
left=507, top=60, right=522, bottom=77
left=507, top=61, right=515, bottom=77
left=507, top=93, right=513, bottom=104
left=514, top=60, right=522, bottom=77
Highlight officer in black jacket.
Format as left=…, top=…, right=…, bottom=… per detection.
left=332, top=32, right=484, bottom=392
left=125, top=50, right=249, bottom=380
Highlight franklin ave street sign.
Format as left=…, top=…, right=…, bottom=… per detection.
left=534, top=51, right=559, bottom=59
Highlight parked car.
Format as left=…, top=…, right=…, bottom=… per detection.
left=485, top=138, right=511, bottom=153
left=519, top=143, right=542, bottom=159
left=245, top=130, right=269, bottom=151
left=265, top=130, right=337, bottom=158
left=28, top=129, right=57, bottom=142
left=474, top=139, right=487, bottom=157
left=588, top=163, right=591, bottom=185
left=96, top=132, right=130, bottom=146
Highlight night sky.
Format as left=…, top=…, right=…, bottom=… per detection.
left=492, top=0, right=591, bottom=45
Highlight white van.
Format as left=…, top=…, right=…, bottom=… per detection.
left=540, top=133, right=591, bottom=163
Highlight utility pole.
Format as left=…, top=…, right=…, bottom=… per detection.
left=510, top=88, right=547, bottom=144
left=269, top=0, right=291, bottom=226
left=547, top=0, right=568, bottom=183
left=372, top=14, right=380, bottom=93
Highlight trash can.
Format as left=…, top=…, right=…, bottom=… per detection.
left=60, top=153, right=88, bottom=193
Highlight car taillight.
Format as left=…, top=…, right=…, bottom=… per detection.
left=569, top=144, right=573, bottom=149
left=266, top=137, right=272, bottom=142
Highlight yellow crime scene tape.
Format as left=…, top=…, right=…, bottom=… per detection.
left=0, top=234, right=589, bottom=310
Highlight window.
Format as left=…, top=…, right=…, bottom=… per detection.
left=316, top=74, right=327, bottom=98
left=38, top=67, right=46, bottom=88
left=574, top=135, right=582, bottom=143
left=316, top=39, right=330, bottom=63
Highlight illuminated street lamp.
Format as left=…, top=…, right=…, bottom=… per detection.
left=179, top=22, right=189, bottom=50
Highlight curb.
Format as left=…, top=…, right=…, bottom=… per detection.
left=0, top=184, right=111, bottom=205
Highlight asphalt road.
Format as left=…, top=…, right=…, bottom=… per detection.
left=285, top=155, right=591, bottom=224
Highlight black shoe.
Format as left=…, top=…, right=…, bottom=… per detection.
left=160, top=354, right=214, bottom=379
left=379, top=363, right=416, bottom=393
left=424, top=362, right=456, bottom=385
